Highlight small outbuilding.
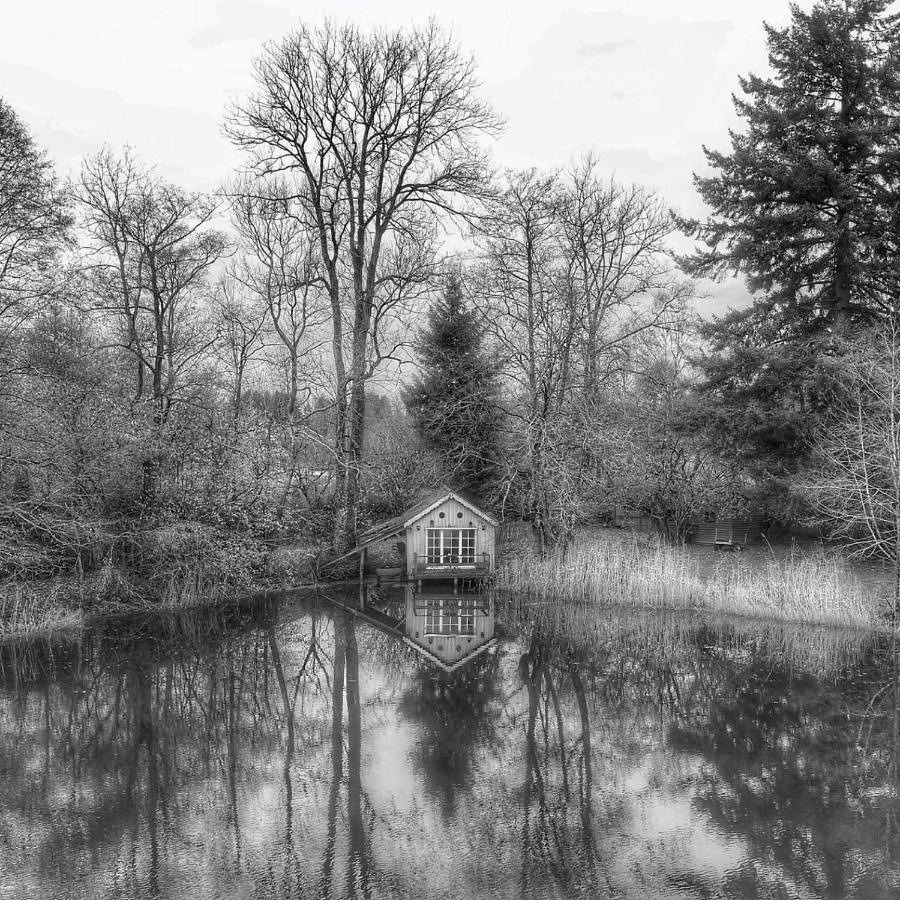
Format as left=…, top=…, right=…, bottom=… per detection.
left=687, top=517, right=768, bottom=549
left=356, top=486, right=498, bottom=585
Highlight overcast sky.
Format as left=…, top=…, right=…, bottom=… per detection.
left=0, top=0, right=804, bottom=314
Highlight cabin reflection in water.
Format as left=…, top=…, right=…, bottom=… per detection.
left=402, top=585, right=496, bottom=672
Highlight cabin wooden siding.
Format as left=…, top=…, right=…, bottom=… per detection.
left=404, top=497, right=496, bottom=574
left=404, top=590, right=495, bottom=667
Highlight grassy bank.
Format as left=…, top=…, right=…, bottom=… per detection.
left=498, top=535, right=881, bottom=631
left=0, top=522, right=324, bottom=640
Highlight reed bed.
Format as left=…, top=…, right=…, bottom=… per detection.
left=0, top=579, right=84, bottom=637
left=498, top=536, right=879, bottom=631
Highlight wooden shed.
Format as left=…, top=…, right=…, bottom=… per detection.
left=687, top=517, right=768, bottom=549
left=356, top=486, right=498, bottom=585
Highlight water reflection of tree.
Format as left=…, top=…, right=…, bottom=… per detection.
left=515, top=632, right=615, bottom=899
left=504, top=611, right=900, bottom=899
left=669, top=641, right=900, bottom=898
left=0, top=601, right=338, bottom=897
left=320, top=609, right=375, bottom=900
left=397, top=649, right=501, bottom=819
left=4, top=599, right=900, bottom=898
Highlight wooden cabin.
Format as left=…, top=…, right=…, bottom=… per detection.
left=356, top=486, right=498, bottom=586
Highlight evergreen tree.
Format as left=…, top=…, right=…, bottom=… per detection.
left=679, top=0, right=900, bottom=477
left=402, top=275, right=501, bottom=494
left=0, top=98, right=69, bottom=318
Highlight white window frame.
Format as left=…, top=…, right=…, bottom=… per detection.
left=426, top=527, right=476, bottom=566
left=425, top=596, right=477, bottom=635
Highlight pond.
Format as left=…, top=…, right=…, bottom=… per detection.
left=1, top=589, right=899, bottom=899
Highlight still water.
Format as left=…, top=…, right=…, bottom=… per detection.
left=1, top=590, right=899, bottom=900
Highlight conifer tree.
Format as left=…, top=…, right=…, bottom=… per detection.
left=679, top=0, right=900, bottom=476
left=402, top=275, right=501, bottom=494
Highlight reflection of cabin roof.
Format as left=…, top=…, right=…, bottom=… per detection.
left=403, top=635, right=497, bottom=673
left=356, top=485, right=497, bottom=549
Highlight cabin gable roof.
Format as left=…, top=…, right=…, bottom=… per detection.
left=355, top=485, right=497, bottom=550
left=403, top=489, right=498, bottom=528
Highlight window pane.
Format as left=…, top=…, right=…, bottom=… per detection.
left=445, top=528, right=459, bottom=563
left=424, top=597, right=477, bottom=635
left=427, top=529, right=440, bottom=564
left=425, top=528, right=477, bottom=566
left=461, top=529, right=475, bottom=563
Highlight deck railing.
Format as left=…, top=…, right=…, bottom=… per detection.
left=411, top=552, right=491, bottom=576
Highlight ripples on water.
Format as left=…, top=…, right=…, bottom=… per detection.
left=0, top=591, right=899, bottom=899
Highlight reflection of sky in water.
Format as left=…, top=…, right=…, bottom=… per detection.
left=0, top=597, right=899, bottom=899
left=619, top=755, right=747, bottom=886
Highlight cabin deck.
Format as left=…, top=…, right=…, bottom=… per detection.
left=410, top=552, right=491, bottom=578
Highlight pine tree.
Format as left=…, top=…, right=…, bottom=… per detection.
left=679, top=0, right=900, bottom=476
left=402, top=275, right=501, bottom=494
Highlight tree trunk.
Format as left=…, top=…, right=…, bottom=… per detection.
left=329, top=286, right=349, bottom=553
left=338, top=294, right=372, bottom=552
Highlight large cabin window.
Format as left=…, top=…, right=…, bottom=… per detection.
left=426, top=527, right=476, bottom=565
left=425, top=596, right=476, bottom=635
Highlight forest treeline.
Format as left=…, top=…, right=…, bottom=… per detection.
left=3, top=1, right=900, bottom=588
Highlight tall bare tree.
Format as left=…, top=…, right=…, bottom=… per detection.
left=476, top=163, right=693, bottom=549
left=211, top=274, right=265, bottom=421
left=229, top=183, right=331, bottom=516
left=226, top=20, right=501, bottom=550
left=475, top=169, right=578, bottom=549
left=76, top=148, right=227, bottom=414
left=74, top=148, right=227, bottom=501
left=560, top=156, right=687, bottom=391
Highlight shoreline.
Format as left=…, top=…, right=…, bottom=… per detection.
left=3, top=525, right=896, bottom=643
left=1, top=578, right=892, bottom=650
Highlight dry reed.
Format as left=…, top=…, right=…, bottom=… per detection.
left=0, top=580, right=83, bottom=638
left=498, top=535, right=879, bottom=631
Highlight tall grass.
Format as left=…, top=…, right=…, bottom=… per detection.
left=498, top=536, right=879, bottom=630
left=0, top=580, right=84, bottom=638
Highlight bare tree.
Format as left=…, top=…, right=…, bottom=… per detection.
left=229, top=184, right=327, bottom=420
left=74, top=147, right=228, bottom=500
left=76, top=148, right=227, bottom=413
left=226, top=19, right=501, bottom=550
left=229, top=183, right=332, bottom=516
left=803, top=322, right=900, bottom=613
left=474, top=169, right=580, bottom=550
left=476, top=163, right=695, bottom=549
left=559, top=156, right=688, bottom=391
left=477, top=169, right=572, bottom=410
left=211, top=274, right=265, bottom=421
